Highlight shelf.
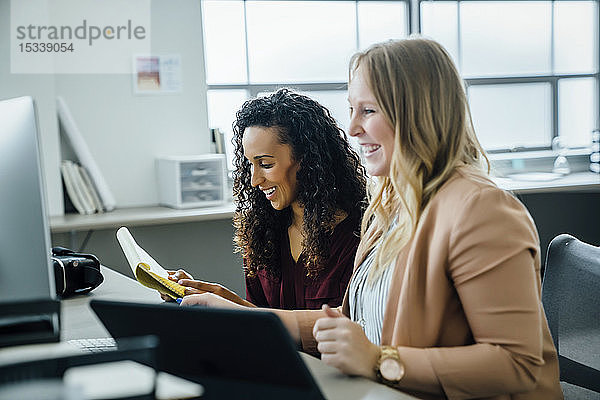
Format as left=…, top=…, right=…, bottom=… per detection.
left=50, top=203, right=235, bottom=233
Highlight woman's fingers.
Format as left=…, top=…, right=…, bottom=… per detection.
left=313, top=316, right=340, bottom=336
left=180, top=292, right=245, bottom=310
left=314, top=328, right=339, bottom=343
left=313, top=316, right=380, bottom=378
left=183, top=287, right=205, bottom=296
left=313, top=309, right=348, bottom=338
left=317, top=341, right=338, bottom=354
left=322, top=304, right=342, bottom=317
left=167, top=269, right=193, bottom=281
left=178, top=279, right=218, bottom=292
left=180, top=293, right=210, bottom=306
left=160, top=293, right=175, bottom=302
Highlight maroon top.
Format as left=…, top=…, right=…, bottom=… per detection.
left=245, top=214, right=361, bottom=310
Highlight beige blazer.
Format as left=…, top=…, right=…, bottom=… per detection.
left=296, top=166, right=562, bottom=400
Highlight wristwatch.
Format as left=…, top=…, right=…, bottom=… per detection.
left=375, top=345, right=405, bottom=385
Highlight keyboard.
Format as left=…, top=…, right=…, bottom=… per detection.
left=68, top=337, right=117, bottom=353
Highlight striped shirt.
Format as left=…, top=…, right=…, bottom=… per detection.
left=348, top=243, right=395, bottom=345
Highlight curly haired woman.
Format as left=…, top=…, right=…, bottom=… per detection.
left=165, top=89, right=367, bottom=310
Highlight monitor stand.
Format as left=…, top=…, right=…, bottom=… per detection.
left=0, top=300, right=60, bottom=348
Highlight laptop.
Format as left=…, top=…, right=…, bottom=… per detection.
left=90, top=299, right=325, bottom=400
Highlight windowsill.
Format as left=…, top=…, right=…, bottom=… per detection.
left=487, top=148, right=590, bottom=161
left=493, top=171, right=600, bottom=194
left=489, top=148, right=592, bottom=178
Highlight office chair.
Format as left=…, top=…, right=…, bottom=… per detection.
left=542, top=234, right=600, bottom=399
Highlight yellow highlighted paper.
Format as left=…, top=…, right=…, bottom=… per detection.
left=117, top=227, right=186, bottom=299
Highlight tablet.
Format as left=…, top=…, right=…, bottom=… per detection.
left=90, top=299, right=324, bottom=399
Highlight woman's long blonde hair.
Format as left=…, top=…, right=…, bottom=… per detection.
left=351, top=37, right=490, bottom=282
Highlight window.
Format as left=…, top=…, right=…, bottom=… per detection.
left=421, top=0, right=599, bottom=151
left=201, top=0, right=409, bottom=167
left=202, top=0, right=598, bottom=161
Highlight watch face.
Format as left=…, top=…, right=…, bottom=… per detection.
left=381, top=358, right=405, bottom=381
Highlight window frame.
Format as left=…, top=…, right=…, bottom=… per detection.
left=202, top=0, right=600, bottom=153
left=203, top=0, right=411, bottom=96
left=417, top=0, right=600, bottom=153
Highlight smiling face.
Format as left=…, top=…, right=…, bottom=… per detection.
left=347, top=67, right=396, bottom=177
left=242, top=126, right=300, bottom=211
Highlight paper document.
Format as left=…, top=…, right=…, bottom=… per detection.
left=116, top=227, right=186, bottom=299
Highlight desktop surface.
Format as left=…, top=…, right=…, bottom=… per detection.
left=0, top=268, right=417, bottom=400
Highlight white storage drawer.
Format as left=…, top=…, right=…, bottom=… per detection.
left=157, top=154, right=227, bottom=209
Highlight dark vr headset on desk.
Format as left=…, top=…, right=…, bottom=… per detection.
left=51, top=247, right=104, bottom=298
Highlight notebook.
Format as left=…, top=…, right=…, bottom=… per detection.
left=90, top=299, right=325, bottom=400
left=116, top=227, right=187, bottom=300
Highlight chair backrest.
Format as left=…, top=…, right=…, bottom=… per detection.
left=542, top=234, right=600, bottom=395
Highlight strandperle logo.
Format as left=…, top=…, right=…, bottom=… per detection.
left=15, top=19, right=146, bottom=46
left=11, top=0, right=151, bottom=74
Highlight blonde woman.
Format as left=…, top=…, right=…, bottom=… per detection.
left=182, top=38, right=562, bottom=399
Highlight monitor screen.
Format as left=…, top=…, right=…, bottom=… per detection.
left=0, top=96, right=55, bottom=302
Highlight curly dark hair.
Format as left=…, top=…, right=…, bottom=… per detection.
left=232, top=88, right=367, bottom=278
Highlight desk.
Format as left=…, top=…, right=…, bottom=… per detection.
left=493, top=172, right=600, bottom=194
left=0, top=268, right=417, bottom=400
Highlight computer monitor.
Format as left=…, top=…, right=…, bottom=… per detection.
left=0, top=96, right=59, bottom=346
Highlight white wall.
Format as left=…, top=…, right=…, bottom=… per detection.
left=0, top=0, right=63, bottom=216
left=0, top=0, right=210, bottom=215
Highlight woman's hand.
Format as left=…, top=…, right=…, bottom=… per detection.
left=313, top=305, right=380, bottom=379
left=167, top=269, right=193, bottom=282
left=160, top=269, right=194, bottom=302
left=178, top=279, right=255, bottom=307
left=161, top=269, right=254, bottom=307
left=180, top=292, right=246, bottom=310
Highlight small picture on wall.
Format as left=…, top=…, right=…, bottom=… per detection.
left=133, top=54, right=182, bottom=94
left=135, top=56, right=160, bottom=91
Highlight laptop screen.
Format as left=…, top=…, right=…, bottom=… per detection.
left=0, top=96, right=55, bottom=302
left=91, top=299, right=325, bottom=400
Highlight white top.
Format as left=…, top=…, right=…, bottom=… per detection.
left=349, top=242, right=395, bottom=346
